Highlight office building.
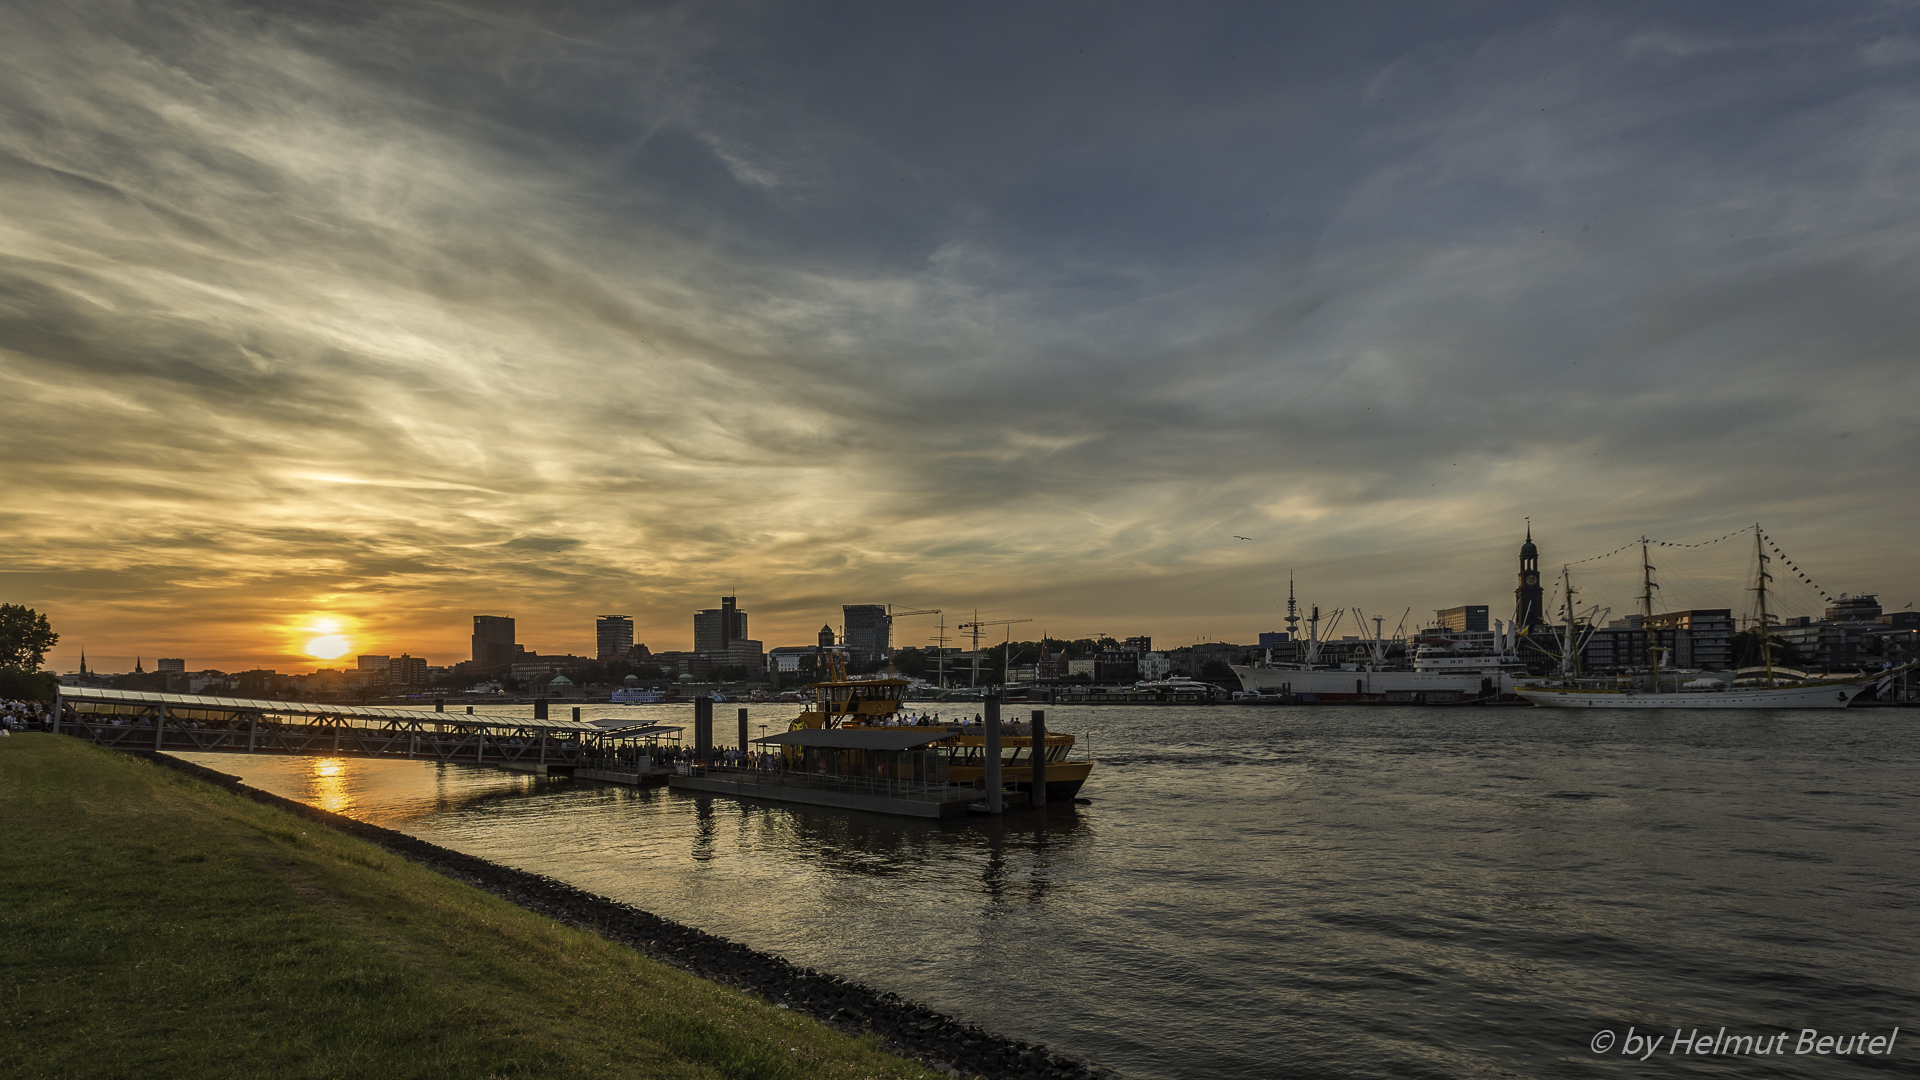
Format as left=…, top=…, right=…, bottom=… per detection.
left=472, top=615, right=516, bottom=670
left=843, top=604, right=889, bottom=663
left=693, top=596, right=748, bottom=652
left=357, top=655, right=390, bottom=673
left=1434, top=606, right=1490, bottom=633
left=596, top=615, right=634, bottom=660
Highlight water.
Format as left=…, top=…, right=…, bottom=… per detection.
left=179, top=704, right=1920, bottom=1078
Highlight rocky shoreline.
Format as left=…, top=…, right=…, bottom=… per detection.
left=134, top=750, right=1116, bottom=1080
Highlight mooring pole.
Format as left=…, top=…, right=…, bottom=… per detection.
left=984, top=695, right=1004, bottom=814
left=694, top=696, right=713, bottom=764
left=247, top=714, right=258, bottom=753
left=738, top=708, right=750, bottom=767
left=534, top=697, right=549, bottom=721
left=1030, top=709, right=1047, bottom=807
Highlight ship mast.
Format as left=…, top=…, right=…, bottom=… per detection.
left=1638, top=536, right=1660, bottom=689
left=1753, top=523, right=1774, bottom=687
left=1561, top=564, right=1581, bottom=678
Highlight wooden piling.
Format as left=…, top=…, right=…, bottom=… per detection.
left=694, top=696, right=713, bottom=764
left=984, top=696, right=1003, bottom=814
left=738, top=708, right=750, bottom=763
left=1030, top=709, right=1047, bottom=807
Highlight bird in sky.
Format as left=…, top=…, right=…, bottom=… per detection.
left=1233, top=536, right=1254, bottom=541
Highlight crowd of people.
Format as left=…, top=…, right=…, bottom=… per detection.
left=1, top=698, right=51, bottom=734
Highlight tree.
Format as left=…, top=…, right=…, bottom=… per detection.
left=0, top=604, right=58, bottom=671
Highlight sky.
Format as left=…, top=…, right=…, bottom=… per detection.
left=3, top=0, right=1918, bottom=673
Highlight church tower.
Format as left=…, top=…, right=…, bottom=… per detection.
left=1515, top=525, right=1545, bottom=628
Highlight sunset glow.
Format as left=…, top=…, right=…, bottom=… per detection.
left=304, top=635, right=352, bottom=661
left=2, top=4, right=1916, bottom=674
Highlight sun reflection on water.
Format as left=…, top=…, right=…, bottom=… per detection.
left=305, top=758, right=352, bottom=813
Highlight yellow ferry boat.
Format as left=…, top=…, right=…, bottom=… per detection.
left=786, top=669, right=1094, bottom=801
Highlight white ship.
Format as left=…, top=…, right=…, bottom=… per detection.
left=610, top=687, right=669, bottom=704
left=1231, top=586, right=1526, bottom=702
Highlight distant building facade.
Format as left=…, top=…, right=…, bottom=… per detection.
left=596, top=616, right=634, bottom=660
left=1434, top=606, right=1490, bottom=634
left=694, top=597, right=748, bottom=653
left=472, top=615, right=516, bottom=670
left=156, top=658, right=186, bottom=673
left=843, top=605, right=889, bottom=663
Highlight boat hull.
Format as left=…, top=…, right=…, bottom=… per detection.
left=1231, top=664, right=1511, bottom=699
left=1516, top=683, right=1866, bottom=709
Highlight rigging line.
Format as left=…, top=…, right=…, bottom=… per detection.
left=1564, top=526, right=1749, bottom=566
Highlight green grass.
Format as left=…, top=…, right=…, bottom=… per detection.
left=0, top=735, right=938, bottom=1080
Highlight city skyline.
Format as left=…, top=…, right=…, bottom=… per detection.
left=5, top=3, right=1919, bottom=672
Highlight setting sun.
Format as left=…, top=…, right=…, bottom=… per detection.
left=305, top=634, right=352, bottom=660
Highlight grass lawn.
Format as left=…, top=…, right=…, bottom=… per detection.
left=0, top=734, right=939, bottom=1080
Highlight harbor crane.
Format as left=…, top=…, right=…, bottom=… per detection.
left=956, top=614, right=1034, bottom=687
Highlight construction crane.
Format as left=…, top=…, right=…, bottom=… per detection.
left=884, top=605, right=941, bottom=680
left=956, top=614, right=1034, bottom=687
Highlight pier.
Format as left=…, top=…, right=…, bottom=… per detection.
left=47, top=686, right=677, bottom=780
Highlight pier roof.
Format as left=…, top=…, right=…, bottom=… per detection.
left=57, top=686, right=605, bottom=733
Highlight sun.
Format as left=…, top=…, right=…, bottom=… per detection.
left=306, top=634, right=352, bottom=660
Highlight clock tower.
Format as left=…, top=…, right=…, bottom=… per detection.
left=1515, top=524, right=1545, bottom=628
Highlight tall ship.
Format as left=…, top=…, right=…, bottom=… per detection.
left=1514, top=526, right=1907, bottom=709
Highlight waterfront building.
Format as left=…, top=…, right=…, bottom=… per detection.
left=843, top=605, right=889, bottom=663
left=694, top=597, right=747, bottom=652
left=818, top=624, right=836, bottom=648
left=1580, top=611, right=1733, bottom=671
left=596, top=616, right=634, bottom=660
left=472, top=615, right=516, bottom=670
left=1434, top=606, right=1490, bottom=634
left=1771, top=595, right=1904, bottom=671
left=389, top=654, right=427, bottom=688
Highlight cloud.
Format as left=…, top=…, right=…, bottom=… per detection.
left=2, top=0, right=1918, bottom=670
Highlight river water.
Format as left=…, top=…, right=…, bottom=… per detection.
left=178, top=703, right=1918, bottom=1078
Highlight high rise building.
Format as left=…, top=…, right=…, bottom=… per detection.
left=156, top=658, right=186, bottom=673
left=818, top=624, right=836, bottom=648
left=389, top=654, right=428, bottom=687
left=357, top=655, right=390, bottom=673
left=596, top=615, right=634, bottom=660
left=693, top=596, right=748, bottom=652
left=1434, top=606, right=1490, bottom=633
left=843, top=604, right=889, bottom=663
left=472, top=615, right=516, bottom=670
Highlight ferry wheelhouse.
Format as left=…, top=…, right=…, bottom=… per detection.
left=784, top=674, right=1093, bottom=801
